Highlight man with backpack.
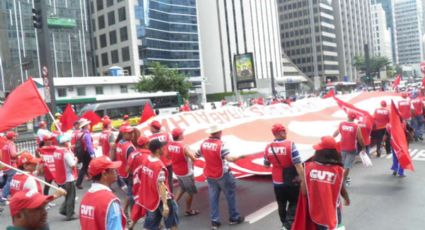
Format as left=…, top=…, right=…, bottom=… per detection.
left=75, top=118, right=95, bottom=190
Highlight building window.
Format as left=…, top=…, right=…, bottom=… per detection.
left=98, top=15, right=105, bottom=29
left=120, top=85, right=128, bottom=93
left=95, top=86, right=104, bottom=95
left=122, top=47, right=130, bottom=61
left=120, top=26, right=128, bottom=41
left=91, top=19, right=96, bottom=31
left=123, top=66, right=131, bottom=75
left=77, top=87, right=86, bottom=96
left=57, top=88, right=67, bottom=97
left=111, top=50, right=119, bottom=63
left=95, top=55, right=99, bottom=67
left=107, top=0, right=114, bottom=7
left=107, top=11, right=115, bottom=26
left=101, top=53, right=109, bottom=66
left=93, top=38, right=97, bottom=49
left=100, top=34, right=107, bottom=48
left=96, top=0, right=103, bottom=11
left=109, top=30, right=117, bottom=45
left=118, top=7, right=126, bottom=21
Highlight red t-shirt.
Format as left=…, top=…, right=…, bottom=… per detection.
left=339, top=121, right=358, bottom=152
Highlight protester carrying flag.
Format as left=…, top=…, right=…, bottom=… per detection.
left=264, top=124, right=305, bottom=230
left=373, top=101, right=391, bottom=157
left=51, top=113, right=63, bottom=132
left=168, top=128, right=200, bottom=217
left=398, top=93, right=412, bottom=121
left=333, top=112, right=364, bottom=186
left=292, top=136, right=350, bottom=230
left=79, top=156, right=126, bottom=230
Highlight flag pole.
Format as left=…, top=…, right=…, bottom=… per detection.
left=48, top=111, right=62, bottom=134
left=0, top=160, right=65, bottom=193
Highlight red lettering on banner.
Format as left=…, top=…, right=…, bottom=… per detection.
left=216, top=110, right=231, bottom=123
left=247, top=106, right=264, bottom=116
left=169, top=115, right=190, bottom=129
left=183, top=113, right=201, bottom=124
left=194, top=111, right=210, bottom=124
left=209, top=112, right=224, bottom=124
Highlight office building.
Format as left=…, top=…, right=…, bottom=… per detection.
left=394, top=0, right=424, bottom=65
left=371, top=3, right=394, bottom=63
left=333, top=0, right=374, bottom=81
left=371, top=0, right=397, bottom=63
left=277, top=0, right=339, bottom=83
left=90, top=0, right=201, bottom=78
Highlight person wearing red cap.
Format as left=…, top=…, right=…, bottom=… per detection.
left=99, top=118, right=115, bottom=158
left=136, top=139, right=179, bottom=230
left=398, top=93, right=412, bottom=121
left=333, top=112, right=364, bottom=186
left=36, top=135, right=57, bottom=197
left=294, top=136, right=350, bottom=230
left=264, top=123, right=305, bottom=230
left=7, top=190, right=55, bottom=230
left=115, top=125, right=136, bottom=217
left=54, top=134, right=78, bottom=221
left=80, top=156, right=126, bottom=230
left=148, top=120, right=174, bottom=193
left=196, top=124, right=245, bottom=229
left=1, top=131, right=22, bottom=203
left=168, top=128, right=199, bottom=217
left=373, top=101, right=390, bottom=157
left=36, top=121, right=52, bottom=147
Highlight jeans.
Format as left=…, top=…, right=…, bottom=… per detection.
left=143, top=199, right=179, bottom=230
left=44, top=179, right=53, bottom=195
left=166, top=165, right=174, bottom=194
left=274, top=184, right=299, bottom=227
left=2, top=170, right=16, bottom=199
left=391, top=149, right=405, bottom=176
left=411, top=115, right=424, bottom=138
left=374, top=128, right=387, bottom=154
left=59, top=181, right=76, bottom=218
left=76, top=155, right=91, bottom=187
left=206, top=172, right=241, bottom=223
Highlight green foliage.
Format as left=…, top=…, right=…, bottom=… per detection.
left=353, top=56, right=391, bottom=76
left=137, top=62, right=192, bottom=99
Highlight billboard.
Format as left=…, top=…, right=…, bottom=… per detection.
left=234, top=53, right=256, bottom=90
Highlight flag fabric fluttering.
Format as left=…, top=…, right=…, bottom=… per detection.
left=333, top=96, right=374, bottom=128
left=81, top=111, right=102, bottom=131
left=392, top=74, right=401, bottom=89
left=0, top=78, right=49, bottom=132
left=60, top=104, right=78, bottom=132
left=390, top=100, right=414, bottom=171
left=323, top=89, right=335, bottom=99
left=139, top=103, right=156, bottom=124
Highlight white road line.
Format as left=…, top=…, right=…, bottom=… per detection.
left=245, top=202, right=278, bottom=224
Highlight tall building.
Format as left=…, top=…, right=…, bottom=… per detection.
left=277, top=0, right=340, bottom=82
left=0, top=0, right=92, bottom=94
left=90, top=0, right=202, bottom=79
left=394, top=0, right=424, bottom=65
left=333, top=0, right=374, bottom=81
left=198, top=0, right=290, bottom=95
left=371, top=3, right=394, bottom=63
left=371, top=0, right=398, bottom=64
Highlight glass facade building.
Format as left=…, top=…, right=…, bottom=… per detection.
left=136, top=0, right=201, bottom=77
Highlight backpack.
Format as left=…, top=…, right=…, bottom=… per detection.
left=75, top=133, right=87, bottom=162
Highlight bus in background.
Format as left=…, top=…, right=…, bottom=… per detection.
left=79, top=91, right=181, bottom=131
left=325, top=81, right=358, bottom=94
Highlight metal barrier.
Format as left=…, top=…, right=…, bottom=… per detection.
left=16, top=138, right=38, bottom=154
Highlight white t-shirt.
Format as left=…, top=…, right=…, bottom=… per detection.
left=64, top=150, right=77, bottom=182
left=37, top=128, right=52, bottom=142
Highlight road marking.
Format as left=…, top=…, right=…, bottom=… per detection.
left=245, top=201, right=278, bottom=224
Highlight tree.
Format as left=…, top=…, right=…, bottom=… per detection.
left=137, top=62, right=192, bottom=99
left=353, top=55, right=391, bottom=80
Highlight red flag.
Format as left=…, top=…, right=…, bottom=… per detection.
left=139, top=103, right=155, bottom=124
left=291, top=193, right=317, bottom=230
left=0, top=78, right=49, bottom=132
left=390, top=101, right=414, bottom=171
left=333, top=96, right=374, bottom=128
left=81, top=111, right=101, bottom=131
left=323, top=89, right=335, bottom=99
left=392, top=74, right=401, bottom=89
left=60, top=104, right=78, bottom=132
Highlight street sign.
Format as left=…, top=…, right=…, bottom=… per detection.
left=42, top=66, right=48, bottom=77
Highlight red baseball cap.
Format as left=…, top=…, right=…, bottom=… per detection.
left=381, top=100, right=387, bottom=107
left=103, top=118, right=112, bottom=125
left=150, top=120, right=162, bottom=130
left=88, top=156, right=122, bottom=177
left=39, top=121, right=46, bottom=128
left=17, top=152, right=40, bottom=167
left=9, top=190, right=53, bottom=216
left=271, top=124, right=286, bottom=135
left=401, top=93, right=408, bottom=99
left=119, top=125, right=133, bottom=133
left=123, top=114, right=129, bottom=119
left=313, top=136, right=338, bottom=151
left=347, top=111, right=356, bottom=120
left=172, top=128, right=184, bottom=139
left=137, top=136, right=149, bottom=146
left=6, top=131, right=16, bottom=139
left=102, top=115, right=110, bottom=120
left=43, top=134, right=56, bottom=142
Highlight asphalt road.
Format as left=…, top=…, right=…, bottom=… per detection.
left=1, top=142, right=424, bottom=230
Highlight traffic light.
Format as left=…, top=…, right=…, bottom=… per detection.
left=32, top=8, right=42, bottom=29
